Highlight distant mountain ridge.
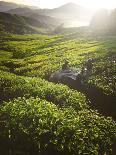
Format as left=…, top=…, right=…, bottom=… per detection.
left=0, top=1, right=39, bottom=12
left=0, top=12, right=41, bottom=34
left=6, top=7, right=33, bottom=15
left=6, top=7, right=62, bottom=28
left=0, top=12, right=61, bottom=34
left=37, top=3, right=92, bottom=21
left=4, top=2, right=93, bottom=27
left=1, top=2, right=92, bottom=20
left=0, top=1, right=94, bottom=31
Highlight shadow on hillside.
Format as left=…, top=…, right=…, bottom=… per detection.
left=74, top=83, right=116, bottom=120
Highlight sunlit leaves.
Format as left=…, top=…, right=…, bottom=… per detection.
left=0, top=97, right=116, bottom=154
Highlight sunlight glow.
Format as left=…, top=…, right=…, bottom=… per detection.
left=3, top=0, right=116, bottom=9
left=80, top=0, right=116, bottom=9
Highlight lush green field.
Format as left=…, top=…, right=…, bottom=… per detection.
left=0, top=33, right=116, bottom=154
left=0, top=33, right=115, bottom=95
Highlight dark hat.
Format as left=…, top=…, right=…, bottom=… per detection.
left=88, top=58, right=92, bottom=62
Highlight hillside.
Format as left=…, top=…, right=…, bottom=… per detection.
left=0, top=12, right=44, bottom=34
left=0, top=12, right=61, bottom=34
left=4, top=2, right=93, bottom=27
left=0, top=32, right=116, bottom=155
left=6, top=7, right=34, bottom=15
left=6, top=7, right=63, bottom=28
left=0, top=1, right=38, bottom=12
left=36, top=3, right=92, bottom=21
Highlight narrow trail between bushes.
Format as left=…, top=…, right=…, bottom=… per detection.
left=72, top=83, right=116, bottom=121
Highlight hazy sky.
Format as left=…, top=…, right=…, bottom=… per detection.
left=2, top=0, right=116, bottom=9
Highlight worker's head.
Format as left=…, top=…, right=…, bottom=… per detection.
left=88, top=58, right=92, bottom=62
left=87, top=58, right=92, bottom=63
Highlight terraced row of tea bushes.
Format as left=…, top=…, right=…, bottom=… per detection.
left=14, top=40, right=102, bottom=78
left=0, top=71, right=87, bottom=110
left=13, top=37, right=116, bottom=96
left=0, top=34, right=115, bottom=96
left=0, top=34, right=116, bottom=155
left=0, top=34, right=60, bottom=42
left=0, top=35, right=102, bottom=79
left=0, top=36, right=60, bottom=59
left=0, top=97, right=116, bottom=155
left=0, top=34, right=61, bottom=73
left=88, top=46, right=116, bottom=96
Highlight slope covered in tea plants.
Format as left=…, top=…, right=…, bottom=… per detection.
left=0, top=33, right=116, bottom=155
left=0, top=33, right=115, bottom=96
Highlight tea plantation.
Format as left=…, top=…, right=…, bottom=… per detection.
left=0, top=33, right=116, bottom=155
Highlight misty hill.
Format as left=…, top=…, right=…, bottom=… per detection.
left=6, top=7, right=33, bottom=15
left=27, top=13, right=61, bottom=29
left=0, top=1, right=38, bottom=12
left=0, top=12, right=58, bottom=34
left=39, top=3, right=83, bottom=19
left=5, top=2, right=93, bottom=27
left=5, top=7, right=63, bottom=30
left=6, top=7, right=62, bottom=28
left=37, top=3, right=92, bottom=21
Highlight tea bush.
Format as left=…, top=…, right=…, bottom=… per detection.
left=0, top=97, right=116, bottom=155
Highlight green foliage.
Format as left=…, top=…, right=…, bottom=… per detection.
left=0, top=97, right=116, bottom=154
left=0, top=70, right=87, bottom=110
left=0, top=12, right=48, bottom=34
left=0, top=34, right=115, bottom=95
left=0, top=33, right=116, bottom=154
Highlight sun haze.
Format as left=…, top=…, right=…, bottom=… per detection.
left=2, top=0, right=116, bottom=9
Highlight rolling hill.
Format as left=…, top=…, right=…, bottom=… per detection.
left=7, top=3, right=84, bottom=19
left=0, top=12, right=59, bottom=34
left=6, top=7, right=62, bottom=28
left=6, top=7, right=33, bottom=15
left=5, top=2, right=93, bottom=27
left=0, top=1, right=63, bottom=34
left=0, top=31, right=116, bottom=155
left=37, top=3, right=90, bottom=20
left=0, top=1, right=38, bottom=12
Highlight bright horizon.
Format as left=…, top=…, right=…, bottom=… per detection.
left=2, top=0, right=116, bottom=10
